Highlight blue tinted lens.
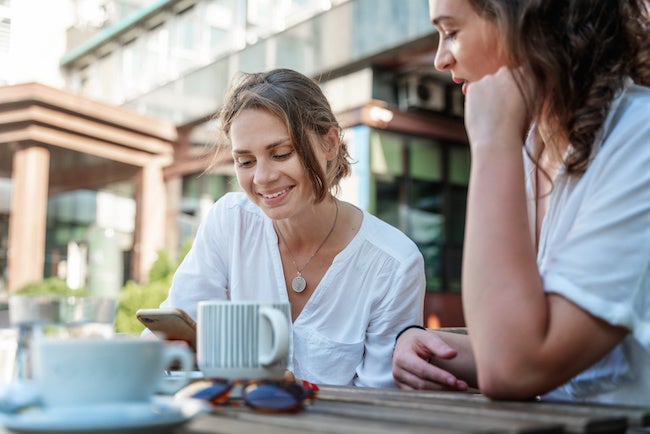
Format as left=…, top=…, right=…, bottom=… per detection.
left=181, top=380, right=232, bottom=403
left=243, top=383, right=303, bottom=411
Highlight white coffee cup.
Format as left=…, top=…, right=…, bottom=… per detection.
left=197, top=301, right=290, bottom=380
left=31, top=336, right=193, bottom=408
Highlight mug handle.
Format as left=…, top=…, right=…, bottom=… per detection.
left=156, top=343, right=194, bottom=395
left=258, top=306, right=290, bottom=367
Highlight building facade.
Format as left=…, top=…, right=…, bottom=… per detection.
left=1, top=0, right=468, bottom=326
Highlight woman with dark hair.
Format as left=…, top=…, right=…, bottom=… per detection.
left=392, top=0, right=650, bottom=405
left=157, top=68, right=425, bottom=387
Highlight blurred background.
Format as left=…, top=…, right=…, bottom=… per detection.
left=0, top=0, right=469, bottom=331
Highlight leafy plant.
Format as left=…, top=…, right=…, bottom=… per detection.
left=13, top=242, right=193, bottom=335
left=114, top=274, right=172, bottom=334
left=114, top=241, right=192, bottom=334
left=16, top=277, right=88, bottom=296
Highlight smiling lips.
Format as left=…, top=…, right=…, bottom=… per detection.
left=260, top=187, right=292, bottom=200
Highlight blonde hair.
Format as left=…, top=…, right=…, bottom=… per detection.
left=214, top=68, right=352, bottom=202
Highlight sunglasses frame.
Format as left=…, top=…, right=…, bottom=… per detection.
left=175, top=378, right=319, bottom=414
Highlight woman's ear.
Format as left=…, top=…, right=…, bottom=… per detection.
left=323, top=127, right=340, bottom=161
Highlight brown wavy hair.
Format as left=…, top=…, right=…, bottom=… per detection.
left=468, top=0, right=650, bottom=175
left=213, top=68, right=352, bottom=203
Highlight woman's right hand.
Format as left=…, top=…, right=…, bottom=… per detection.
left=392, top=328, right=470, bottom=391
left=464, top=66, right=530, bottom=154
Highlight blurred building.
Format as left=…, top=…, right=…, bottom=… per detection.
left=0, top=0, right=468, bottom=326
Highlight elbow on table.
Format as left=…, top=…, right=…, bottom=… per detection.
left=476, top=361, right=548, bottom=401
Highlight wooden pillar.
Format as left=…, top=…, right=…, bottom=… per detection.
left=132, top=160, right=166, bottom=283
left=165, top=175, right=182, bottom=261
left=7, top=145, right=50, bottom=291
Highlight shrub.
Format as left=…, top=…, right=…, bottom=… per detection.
left=114, top=242, right=192, bottom=334
left=114, top=274, right=172, bottom=334
left=16, top=277, right=88, bottom=296
left=13, top=242, right=193, bottom=335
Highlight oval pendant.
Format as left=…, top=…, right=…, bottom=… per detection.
left=291, top=275, right=307, bottom=293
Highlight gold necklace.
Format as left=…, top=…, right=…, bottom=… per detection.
left=274, top=200, right=339, bottom=293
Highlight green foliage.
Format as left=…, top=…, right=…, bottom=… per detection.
left=13, top=245, right=192, bottom=336
left=178, top=239, right=192, bottom=265
left=114, top=245, right=191, bottom=334
left=114, top=274, right=172, bottom=334
left=16, top=277, right=88, bottom=296
left=148, top=249, right=173, bottom=282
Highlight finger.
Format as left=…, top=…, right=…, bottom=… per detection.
left=283, top=370, right=296, bottom=383
left=394, top=355, right=464, bottom=391
left=395, top=366, right=466, bottom=391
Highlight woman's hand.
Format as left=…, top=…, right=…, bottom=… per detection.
left=283, top=370, right=296, bottom=383
left=392, top=328, right=471, bottom=391
left=464, top=66, right=530, bottom=153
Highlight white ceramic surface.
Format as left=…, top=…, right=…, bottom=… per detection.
left=197, top=301, right=290, bottom=380
left=31, top=337, right=193, bottom=407
left=0, top=396, right=209, bottom=434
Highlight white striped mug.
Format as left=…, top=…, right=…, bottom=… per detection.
left=197, top=301, right=290, bottom=380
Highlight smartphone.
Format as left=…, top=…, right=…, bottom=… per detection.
left=136, top=307, right=197, bottom=351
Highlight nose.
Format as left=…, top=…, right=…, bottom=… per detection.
left=253, top=159, right=279, bottom=185
left=434, top=38, right=453, bottom=71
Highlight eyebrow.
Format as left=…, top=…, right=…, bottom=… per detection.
left=232, top=138, right=291, bottom=155
left=432, top=15, right=454, bottom=26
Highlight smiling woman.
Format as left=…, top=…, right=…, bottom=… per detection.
left=145, top=68, right=426, bottom=388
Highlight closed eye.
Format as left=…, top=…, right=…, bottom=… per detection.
left=273, top=150, right=294, bottom=160
left=443, top=30, right=457, bottom=41
left=235, top=156, right=255, bottom=168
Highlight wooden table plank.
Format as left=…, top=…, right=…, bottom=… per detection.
left=317, top=386, right=640, bottom=434
left=176, top=385, right=650, bottom=434
left=312, top=399, right=562, bottom=433
left=183, top=412, right=331, bottom=434
left=182, top=406, right=478, bottom=434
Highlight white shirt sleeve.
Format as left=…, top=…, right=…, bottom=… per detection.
left=161, top=198, right=230, bottom=320
left=538, top=83, right=650, bottom=346
left=537, top=82, right=650, bottom=404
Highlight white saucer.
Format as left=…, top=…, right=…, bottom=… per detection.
left=1, top=396, right=209, bottom=434
left=160, top=370, right=204, bottom=394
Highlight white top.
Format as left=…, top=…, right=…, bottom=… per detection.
left=526, top=81, right=650, bottom=406
left=160, top=192, right=426, bottom=388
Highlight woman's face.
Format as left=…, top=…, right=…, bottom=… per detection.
left=428, top=0, right=509, bottom=94
left=230, top=108, right=329, bottom=220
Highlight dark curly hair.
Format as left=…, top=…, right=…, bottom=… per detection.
left=468, top=0, right=650, bottom=175
left=213, top=68, right=352, bottom=203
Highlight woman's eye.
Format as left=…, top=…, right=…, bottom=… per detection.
left=444, top=31, right=457, bottom=41
left=236, top=158, right=254, bottom=168
left=273, top=150, right=294, bottom=160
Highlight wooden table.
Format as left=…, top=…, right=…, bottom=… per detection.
left=181, top=385, right=650, bottom=434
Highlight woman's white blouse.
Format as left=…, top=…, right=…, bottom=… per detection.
left=527, top=81, right=650, bottom=406
left=160, top=192, right=426, bottom=388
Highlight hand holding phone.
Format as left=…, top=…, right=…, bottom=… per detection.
left=136, top=308, right=197, bottom=351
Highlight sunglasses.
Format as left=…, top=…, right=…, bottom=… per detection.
left=174, top=378, right=319, bottom=413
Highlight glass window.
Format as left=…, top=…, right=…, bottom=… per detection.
left=179, top=173, right=239, bottom=246
left=450, top=146, right=470, bottom=186
left=374, top=173, right=402, bottom=228
left=370, top=130, right=468, bottom=293
left=410, top=138, right=441, bottom=181
left=370, top=130, right=402, bottom=176
left=408, top=179, right=444, bottom=290
left=171, top=5, right=200, bottom=74
left=0, top=213, right=9, bottom=292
